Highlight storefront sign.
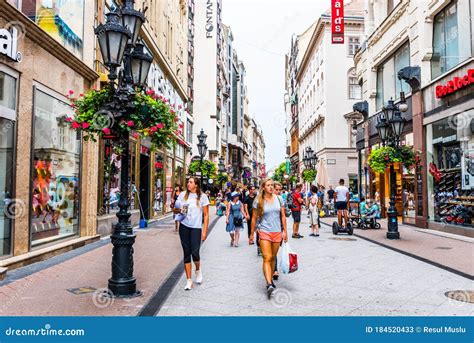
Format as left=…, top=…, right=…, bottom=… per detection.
left=435, top=69, right=474, bottom=98
left=205, top=0, right=214, bottom=38
left=326, top=159, right=336, bottom=165
left=331, top=0, right=344, bottom=44
left=416, top=164, right=423, bottom=217
left=0, top=27, right=22, bottom=62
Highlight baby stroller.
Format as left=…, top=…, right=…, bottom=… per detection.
left=359, top=209, right=381, bottom=230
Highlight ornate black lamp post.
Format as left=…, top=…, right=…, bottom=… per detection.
left=95, top=0, right=153, bottom=297
left=303, top=146, right=318, bottom=170
left=376, top=94, right=408, bottom=240
left=197, top=129, right=208, bottom=187
left=218, top=156, right=226, bottom=191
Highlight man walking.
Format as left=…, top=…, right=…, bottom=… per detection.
left=290, top=183, right=304, bottom=238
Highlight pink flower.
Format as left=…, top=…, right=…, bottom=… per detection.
left=149, top=127, right=157, bottom=134
left=68, top=90, right=74, bottom=96
left=65, top=117, right=73, bottom=122
left=102, top=128, right=111, bottom=135
left=79, top=93, right=84, bottom=97
left=146, top=89, right=155, bottom=95
left=72, top=121, right=81, bottom=129
left=170, top=109, right=175, bottom=114
left=82, top=122, right=90, bottom=129
left=156, top=123, right=164, bottom=129
left=152, top=94, right=158, bottom=100
left=127, top=120, right=135, bottom=127
left=131, top=132, right=140, bottom=139
left=154, top=162, right=163, bottom=169
left=385, top=156, right=389, bottom=161
left=179, top=123, right=184, bottom=129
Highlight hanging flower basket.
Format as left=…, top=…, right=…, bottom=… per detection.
left=367, top=145, right=421, bottom=174
left=302, top=168, right=317, bottom=182
left=65, top=88, right=179, bottom=151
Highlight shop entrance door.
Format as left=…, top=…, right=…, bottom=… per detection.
left=139, top=154, right=151, bottom=220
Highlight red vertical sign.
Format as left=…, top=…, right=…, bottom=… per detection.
left=331, top=0, right=344, bottom=44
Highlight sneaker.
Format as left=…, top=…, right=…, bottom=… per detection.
left=297, top=234, right=304, bottom=238
left=266, top=284, right=275, bottom=298
left=195, top=270, right=203, bottom=284
left=184, top=279, right=193, bottom=290
left=309, top=233, right=316, bottom=237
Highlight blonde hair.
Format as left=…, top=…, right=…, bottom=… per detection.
left=184, top=177, right=202, bottom=207
left=255, top=178, right=274, bottom=220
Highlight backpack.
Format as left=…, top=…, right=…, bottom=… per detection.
left=287, top=192, right=296, bottom=209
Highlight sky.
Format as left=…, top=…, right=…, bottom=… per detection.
left=222, top=0, right=331, bottom=170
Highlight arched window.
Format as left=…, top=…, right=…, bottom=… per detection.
left=348, top=68, right=361, bottom=99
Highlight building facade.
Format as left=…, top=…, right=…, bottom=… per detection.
left=354, top=0, right=473, bottom=235
left=1, top=0, right=99, bottom=267
left=295, top=0, right=364, bottom=189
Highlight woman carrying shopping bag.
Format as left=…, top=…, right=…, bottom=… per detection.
left=173, top=177, right=209, bottom=290
left=250, top=178, right=288, bottom=298
left=226, top=192, right=248, bottom=247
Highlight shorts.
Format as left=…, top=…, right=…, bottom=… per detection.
left=258, top=230, right=282, bottom=243
left=291, top=211, right=301, bottom=222
left=335, top=201, right=347, bottom=211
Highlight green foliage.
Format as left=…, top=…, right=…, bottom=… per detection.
left=189, top=160, right=217, bottom=180
left=67, top=87, right=179, bottom=151
left=217, top=172, right=230, bottom=184
left=272, top=162, right=287, bottom=183
left=367, top=145, right=420, bottom=174
left=302, top=169, right=317, bottom=182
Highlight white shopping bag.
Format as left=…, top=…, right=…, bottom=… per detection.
left=278, top=242, right=298, bottom=274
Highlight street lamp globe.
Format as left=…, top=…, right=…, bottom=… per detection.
left=130, top=43, right=154, bottom=85
left=121, top=0, right=146, bottom=45
left=197, top=129, right=208, bottom=157
left=95, top=12, right=131, bottom=69
left=390, top=111, right=406, bottom=140
left=383, top=99, right=397, bottom=122
left=311, top=152, right=318, bottom=168
left=376, top=114, right=390, bottom=144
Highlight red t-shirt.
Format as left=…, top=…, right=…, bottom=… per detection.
left=291, top=192, right=302, bottom=212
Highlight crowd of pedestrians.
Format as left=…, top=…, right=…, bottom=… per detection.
left=171, top=176, right=383, bottom=297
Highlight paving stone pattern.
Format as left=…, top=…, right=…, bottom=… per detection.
left=159, top=215, right=474, bottom=316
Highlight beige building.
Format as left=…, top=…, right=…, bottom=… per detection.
left=0, top=0, right=192, bottom=276
left=354, top=0, right=474, bottom=235
left=295, top=0, right=364, bottom=190
left=0, top=0, right=99, bottom=274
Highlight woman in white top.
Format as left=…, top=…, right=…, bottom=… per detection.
left=173, top=177, right=210, bottom=290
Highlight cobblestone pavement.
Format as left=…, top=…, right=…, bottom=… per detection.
left=159, top=215, right=474, bottom=316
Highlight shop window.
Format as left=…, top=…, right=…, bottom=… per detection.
left=0, top=118, right=15, bottom=257
left=0, top=71, right=17, bottom=115
left=431, top=0, right=472, bottom=79
left=31, top=89, right=80, bottom=246
left=21, top=0, right=85, bottom=58
left=426, top=112, right=473, bottom=228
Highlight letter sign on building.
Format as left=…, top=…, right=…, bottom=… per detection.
left=205, top=0, right=214, bottom=39
left=435, top=69, right=474, bottom=98
left=0, top=26, right=22, bottom=62
left=331, top=0, right=344, bottom=44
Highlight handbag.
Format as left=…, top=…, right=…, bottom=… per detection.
left=233, top=216, right=243, bottom=227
